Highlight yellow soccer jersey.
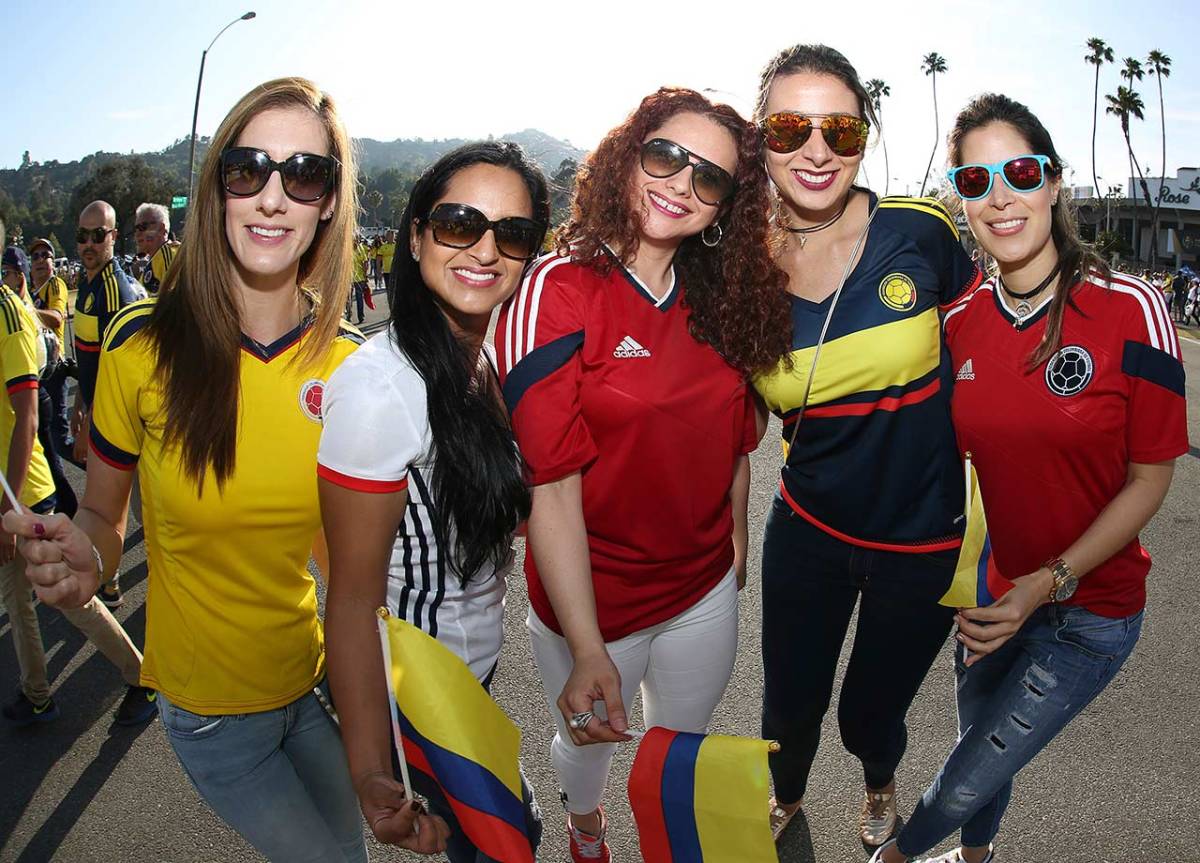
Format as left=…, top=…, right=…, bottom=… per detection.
left=33, top=275, right=69, bottom=346
left=352, top=244, right=369, bottom=283
left=0, top=286, right=55, bottom=510
left=379, top=240, right=396, bottom=274
left=89, top=299, right=364, bottom=714
left=143, top=241, right=180, bottom=295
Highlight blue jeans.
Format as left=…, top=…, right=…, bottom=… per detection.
left=896, top=604, right=1143, bottom=856
left=158, top=680, right=367, bottom=863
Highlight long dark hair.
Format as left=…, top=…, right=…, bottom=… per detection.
left=389, top=142, right=548, bottom=585
left=558, top=87, right=791, bottom=375
left=948, top=93, right=1110, bottom=370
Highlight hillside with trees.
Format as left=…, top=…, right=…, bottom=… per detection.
left=0, top=130, right=584, bottom=255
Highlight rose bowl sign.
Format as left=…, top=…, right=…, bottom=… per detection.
left=1135, top=167, right=1200, bottom=211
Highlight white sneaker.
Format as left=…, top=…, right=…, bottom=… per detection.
left=861, top=785, right=898, bottom=846
left=914, top=846, right=995, bottom=863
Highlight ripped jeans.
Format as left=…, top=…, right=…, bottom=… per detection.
left=896, top=603, right=1143, bottom=856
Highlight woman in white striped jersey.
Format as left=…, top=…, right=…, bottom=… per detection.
left=317, top=141, right=549, bottom=861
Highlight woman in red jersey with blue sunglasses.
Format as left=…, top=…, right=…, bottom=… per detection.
left=871, top=93, right=1186, bottom=863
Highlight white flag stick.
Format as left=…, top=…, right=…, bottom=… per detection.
left=0, top=465, right=24, bottom=514
left=376, top=608, right=415, bottom=797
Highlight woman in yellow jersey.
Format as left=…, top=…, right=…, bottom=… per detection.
left=751, top=45, right=981, bottom=847
left=4, top=77, right=445, bottom=862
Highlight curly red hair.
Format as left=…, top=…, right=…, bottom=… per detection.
left=557, top=87, right=792, bottom=375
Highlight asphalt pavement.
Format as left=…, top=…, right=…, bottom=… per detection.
left=2, top=295, right=1198, bottom=863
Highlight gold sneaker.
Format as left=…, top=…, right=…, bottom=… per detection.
left=860, top=786, right=897, bottom=846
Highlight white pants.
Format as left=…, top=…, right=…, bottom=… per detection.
left=527, top=570, right=738, bottom=815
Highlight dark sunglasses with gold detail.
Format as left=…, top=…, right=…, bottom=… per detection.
left=76, top=227, right=115, bottom=244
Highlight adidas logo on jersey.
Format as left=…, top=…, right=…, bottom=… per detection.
left=956, top=359, right=976, bottom=381
left=613, top=335, right=651, bottom=358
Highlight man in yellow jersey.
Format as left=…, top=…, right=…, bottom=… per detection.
left=3, top=247, right=77, bottom=518
left=0, top=248, right=154, bottom=727
left=133, top=202, right=179, bottom=296
left=380, top=229, right=396, bottom=286
left=348, top=235, right=369, bottom=324
left=72, top=201, right=139, bottom=606
left=27, top=239, right=71, bottom=459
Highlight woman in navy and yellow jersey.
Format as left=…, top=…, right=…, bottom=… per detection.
left=4, top=78, right=444, bottom=862
left=751, top=45, right=982, bottom=847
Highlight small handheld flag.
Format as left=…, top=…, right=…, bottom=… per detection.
left=628, top=727, right=778, bottom=863
left=939, top=454, right=996, bottom=608
left=376, top=609, right=534, bottom=863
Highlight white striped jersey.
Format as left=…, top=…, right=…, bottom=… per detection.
left=317, top=331, right=508, bottom=681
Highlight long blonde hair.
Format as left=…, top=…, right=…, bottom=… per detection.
left=150, top=77, right=357, bottom=489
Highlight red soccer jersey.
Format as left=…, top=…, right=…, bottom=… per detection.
left=497, top=251, right=758, bottom=641
left=944, top=271, right=1188, bottom=617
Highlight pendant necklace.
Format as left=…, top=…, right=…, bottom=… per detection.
left=999, top=260, right=1061, bottom=326
left=784, top=195, right=851, bottom=249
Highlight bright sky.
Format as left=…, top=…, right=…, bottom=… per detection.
left=2, top=0, right=1196, bottom=197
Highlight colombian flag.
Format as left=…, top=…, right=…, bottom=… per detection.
left=939, top=458, right=997, bottom=608
left=377, top=611, right=534, bottom=863
left=628, top=727, right=777, bottom=863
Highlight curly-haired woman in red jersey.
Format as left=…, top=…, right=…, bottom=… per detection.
left=496, top=87, right=791, bottom=861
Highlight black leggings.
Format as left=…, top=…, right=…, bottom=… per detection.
left=761, top=495, right=956, bottom=803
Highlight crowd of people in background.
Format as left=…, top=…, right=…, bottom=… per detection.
left=0, top=40, right=1191, bottom=863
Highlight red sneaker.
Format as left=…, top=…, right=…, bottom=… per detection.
left=567, top=807, right=610, bottom=862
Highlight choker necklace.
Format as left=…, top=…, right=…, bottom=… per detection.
left=999, top=260, right=1061, bottom=324
left=784, top=195, right=850, bottom=248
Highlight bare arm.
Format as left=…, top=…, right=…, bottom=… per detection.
left=1, top=389, right=40, bottom=563
left=730, top=454, right=750, bottom=590
left=958, top=460, right=1176, bottom=665
left=319, top=478, right=448, bottom=854
left=527, top=473, right=630, bottom=743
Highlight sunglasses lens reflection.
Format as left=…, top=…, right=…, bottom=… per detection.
left=641, top=139, right=688, bottom=178
left=764, top=114, right=813, bottom=153
left=954, top=166, right=992, bottom=199
left=1004, top=158, right=1044, bottom=191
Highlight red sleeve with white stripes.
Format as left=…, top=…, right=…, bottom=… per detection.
left=496, top=255, right=598, bottom=486
left=1110, top=273, right=1189, bottom=463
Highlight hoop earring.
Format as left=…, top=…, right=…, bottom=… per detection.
left=701, top=223, right=723, bottom=248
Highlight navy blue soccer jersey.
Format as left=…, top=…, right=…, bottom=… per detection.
left=753, top=195, right=982, bottom=550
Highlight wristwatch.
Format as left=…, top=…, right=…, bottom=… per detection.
left=1045, top=557, right=1078, bottom=603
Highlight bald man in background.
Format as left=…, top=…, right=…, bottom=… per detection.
left=72, top=201, right=139, bottom=607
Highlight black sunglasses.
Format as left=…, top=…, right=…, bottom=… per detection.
left=30, top=250, right=53, bottom=261
left=639, top=138, right=736, bottom=206
left=76, top=227, right=115, bottom=244
left=424, top=203, right=546, bottom=261
left=220, top=147, right=338, bottom=203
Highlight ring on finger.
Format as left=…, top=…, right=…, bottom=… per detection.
left=569, top=710, right=594, bottom=730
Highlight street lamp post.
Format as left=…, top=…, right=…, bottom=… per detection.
left=186, top=11, right=256, bottom=212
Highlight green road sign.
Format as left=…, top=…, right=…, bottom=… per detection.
left=171, top=196, right=188, bottom=209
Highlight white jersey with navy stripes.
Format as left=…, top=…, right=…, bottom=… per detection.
left=318, top=331, right=509, bottom=682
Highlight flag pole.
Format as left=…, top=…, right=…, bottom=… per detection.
left=0, top=466, right=25, bottom=514
left=376, top=607, right=415, bottom=796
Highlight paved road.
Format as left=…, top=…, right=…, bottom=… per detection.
left=3, top=299, right=1198, bottom=863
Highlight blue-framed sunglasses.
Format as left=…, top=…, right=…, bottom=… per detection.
left=946, top=154, right=1053, bottom=201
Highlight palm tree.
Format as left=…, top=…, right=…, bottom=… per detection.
left=1084, top=38, right=1114, bottom=202
left=919, top=53, right=947, bottom=196
left=865, top=78, right=891, bottom=195
left=1146, top=50, right=1171, bottom=266
left=1106, top=86, right=1153, bottom=261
